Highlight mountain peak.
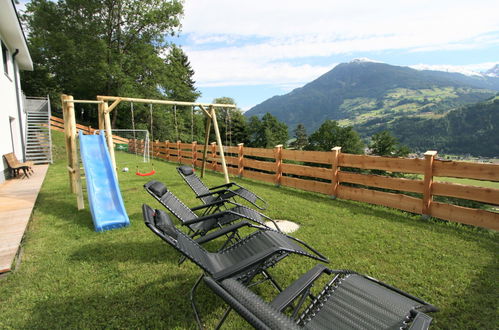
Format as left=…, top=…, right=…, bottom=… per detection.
left=349, top=57, right=382, bottom=64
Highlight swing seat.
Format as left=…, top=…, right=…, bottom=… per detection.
left=136, top=169, right=156, bottom=176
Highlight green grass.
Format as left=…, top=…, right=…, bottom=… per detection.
left=434, top=176, right=499, bottom=189
left=0, top=130, right=498, bottom=329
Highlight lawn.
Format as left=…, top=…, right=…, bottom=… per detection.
left=0, top=131, right=497, bottom=329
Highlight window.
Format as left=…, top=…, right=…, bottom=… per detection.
left=2, top=40, right=9, bottom=76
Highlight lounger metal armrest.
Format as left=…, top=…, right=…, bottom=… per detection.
left=408, top=312, right=434, bottom=330
left=270, top=264, right=331, bottom=312
left=190, top=199, right=226, bottom=211
left=220, top=207, right=280, bottom=231
left=194, top=221, right=251, bottom=244
left=209, top=182, right=237, bottom=190
left=182, top=209, right=252, bottom=226
left=277, top=233, right=329, bottom=262
left=195, top=188, right=230, bottom=199
left=182, top=213, right=224, bottom=225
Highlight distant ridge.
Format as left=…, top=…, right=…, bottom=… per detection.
left=245, top=61, right=499, bottom=135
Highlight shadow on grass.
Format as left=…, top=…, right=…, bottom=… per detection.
left=24, top=272, right=229, bottom=329
left=70, top=240, right=178, bottom=264
left=34, top=191, right=95, bottom=231
left=435, top=254, right=499, bottom=329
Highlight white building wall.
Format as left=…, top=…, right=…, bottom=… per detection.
left=0, top=32, right=25, bottom=183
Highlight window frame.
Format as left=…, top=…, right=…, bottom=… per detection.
left=1, top=40, right=10, bottom=77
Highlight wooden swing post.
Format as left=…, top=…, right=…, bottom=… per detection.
left=210, top=106, right=230, bottom=183
left=102, top=101, right=118, bottom=173
left=61, top=94, right=85, bottom=210
left=201, top=106, right=212, bottom=178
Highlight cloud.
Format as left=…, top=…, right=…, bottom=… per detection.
left=410, top=62, right=499, bottom=76
left=180, top=0, right=499, bottom=87
left=192, top=59, right=333, bottom=87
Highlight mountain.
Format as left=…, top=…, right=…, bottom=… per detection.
left=484, top=64, right=499, bottom=78
left=245, top=60, right=499, bottom=135
left=382, top=95, right=499, bottom=157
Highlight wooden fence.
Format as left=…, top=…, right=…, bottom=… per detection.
left=50, top=115, right=498, bottom=231
left=50, top=116, right=129, bottom=145
left=126, top=139, right=499, bottom=231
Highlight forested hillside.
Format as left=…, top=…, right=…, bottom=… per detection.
left=381, top=96, right=499, bottom=156
left=245, top=60, right=499, bottom=134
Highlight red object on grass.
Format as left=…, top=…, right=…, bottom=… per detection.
left=136, top=170, right=156, bottom=176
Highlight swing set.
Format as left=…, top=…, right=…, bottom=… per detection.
left=62, top=94, right=236, bottom=183
left=61, top=94, right=236, bottom=210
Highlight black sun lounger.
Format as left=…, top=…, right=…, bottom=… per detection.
left=177, top=165, right=267, bottom=210
left=205, top=264, right=438, bottom=330
left=142, top=204, right=328, bottom=327
left=144, top=180, right=280, bottom=237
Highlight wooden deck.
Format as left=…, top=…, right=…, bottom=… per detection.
left=0, top=165, right=49, bottom=273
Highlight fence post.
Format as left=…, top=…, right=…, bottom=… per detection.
left=192, top=141, right=197, bottom=167
left=165, top=140, right=170, bottom=161
left=423, top=150, right=437, bottom=217
left=177, top=140, right=181, bottom=164
left=61, top=94, right=75, bottom=193
left=331, top=147, right=341, bottom=198
left=237, top=143, right=244, bottom=178
left=274, top=144, right=283, bottom=186
left=211, top=142, right=217, bottom=171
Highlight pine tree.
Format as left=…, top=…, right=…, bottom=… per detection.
left=164, top=45, right=200, bottom=102
left=248, top=113, right=288, bottom=148
left=292, top=124, right=308, bottom=150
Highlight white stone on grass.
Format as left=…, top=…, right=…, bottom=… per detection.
left=264, top=220, right=300, bottom=234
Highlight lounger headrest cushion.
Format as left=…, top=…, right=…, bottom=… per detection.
left=147, top=180, right=168, bottom=197
left=154, top=210, right=177, bottom=239
left=178, top=165, right=194, bottom=176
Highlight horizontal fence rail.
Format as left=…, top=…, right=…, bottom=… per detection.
left=50, top=116, right=499, bottom=231
left=129, top=139, right=499, bottom=231
left=50, top=116, right=129, bottom=144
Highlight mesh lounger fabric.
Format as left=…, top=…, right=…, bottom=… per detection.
left=210, top=273, right=435, bottom=330
left=300, top=274, right=426, bottom=329
left=143, top=204, right=326, bottom=281
left=144, top=180, right=270, bottom=234
left=177, top=165, right=266, bottom=209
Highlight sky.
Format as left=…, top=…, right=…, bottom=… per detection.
left=16, top=0, right=499, bottom=111
left=176, top=0, right=499, bottom=111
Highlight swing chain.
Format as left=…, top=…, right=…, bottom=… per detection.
left=191, top=105, right=194, bottom=142
left=131, top=102, right=137, bottom=156
left=173, top=104, right=179, bottom=141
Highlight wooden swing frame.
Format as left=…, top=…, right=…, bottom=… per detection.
left=61, top=94, right=236, bottom=210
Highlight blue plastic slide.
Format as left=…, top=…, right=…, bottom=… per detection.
left=79, top=132, right=130, bottom=231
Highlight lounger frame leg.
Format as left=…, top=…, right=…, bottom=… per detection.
left=214, top=306, right=232, bottom=330
left=262, top=269, right=283, bottom=292
left=190, top=274, right=205, bottom=330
